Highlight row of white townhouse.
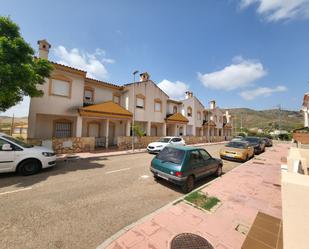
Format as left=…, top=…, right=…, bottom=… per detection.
left=28, top=40, right=233, bottom=150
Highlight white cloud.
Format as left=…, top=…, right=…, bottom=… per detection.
left=198, top=56, right=267, bottom=91
left=157, top=79, right=190, bottom=99
left=240, top=85, right=287, bottom=100
left=239, top=0, right=309, bottom=21
left=54, top=46, right=114, bottom=80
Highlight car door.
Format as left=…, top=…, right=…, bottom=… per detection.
left=0, top=138, right=16, bottom=172
left=170, top=138, right=178, bottom=145
left=174, top=138, right=183, bottom=146
left=188, top=150, right=205, bottom=179
left=199, top=149, right=218, bottom=175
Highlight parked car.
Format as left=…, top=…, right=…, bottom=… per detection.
left=220, top=141, right=254, bottom=162
left=150, top=146, right=223, bottom=193
left=261, top=137, right=273, bottom=147
left=147, top=136, right=185, bottom=154
left=0, top=133, right=56, bottom=175
left=242, top=136, right=265, bottom=154
left=231, top=136, right=244, bottom=142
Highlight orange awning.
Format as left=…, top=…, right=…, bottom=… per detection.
left=166, top=113, right=189, bottom=123
left=79, top=101, right=132, bottom=119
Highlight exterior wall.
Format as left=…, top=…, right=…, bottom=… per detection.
left=28, top=68, right=85, bottom=138
left=167, top=102, right=182, bottom=115
left=282, top=171, right=309, bottom=249
left=124, top=81, right=169, bottom=123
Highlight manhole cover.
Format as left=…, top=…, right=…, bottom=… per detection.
left=170, top=233, right=214, bottom=249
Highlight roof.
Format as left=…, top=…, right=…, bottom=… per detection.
left=166, top=113, right=189, bottom=123
left=167, top=99, right=182, bottom=105
left=166, top=145, right=202, bottom=151
left=124, top=80, right=169, bottom=98
left=51, top=61, right=87, bottom=76
left=203, top=120, right=216, bottom=127
left=85, top=77, right=122, bottom=90
left=79, top=101, right=132, bottom=119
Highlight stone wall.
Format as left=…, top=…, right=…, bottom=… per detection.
left=27, top=137, right=95, bottom=154
left=117, top=136, right=231, bottom=150
left=117, top=136, right=159, bottom=150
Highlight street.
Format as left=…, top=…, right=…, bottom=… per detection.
left=0, top=144, right=241, bottom=249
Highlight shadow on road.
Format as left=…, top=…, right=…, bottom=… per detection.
left=0, top=158, right=105, bottom=189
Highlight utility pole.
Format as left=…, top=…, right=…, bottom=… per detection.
left=132, top=70, right=139, bottom=152
left=10, top=114, right=15, bottom=136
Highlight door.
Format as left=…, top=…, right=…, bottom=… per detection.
left=151, top=126, right=157, bottom=136
left=0, top=138, right=16, bottom=172
left=188, top=150, right=205, bottom=179
left=199, top=149, right=218, bottom=175
left=88, top=123, right=100, bottom=137
left=108, top=123, right=116, bottom=146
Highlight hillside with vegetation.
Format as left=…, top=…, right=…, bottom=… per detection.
left=227, top=108, right=303, bottom=132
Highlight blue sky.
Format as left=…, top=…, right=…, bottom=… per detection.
left=1, top=0, right=309, bottom=117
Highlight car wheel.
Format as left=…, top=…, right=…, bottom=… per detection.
left=182, top=175, right=194, bottom=193
left=18, top=159, right=41, bottom=176
left=153, top=175, right=159, bottom=181
left=216, top=165, right=223, bottom=177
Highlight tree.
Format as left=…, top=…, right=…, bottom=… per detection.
left=0, top=16, right=52, bottom=112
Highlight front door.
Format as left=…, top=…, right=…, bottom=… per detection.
left=0, top=138, right=16, bottom=172
left=88, top=123, right=100, bottom=137
left=108, top=123, right=116, bottom=146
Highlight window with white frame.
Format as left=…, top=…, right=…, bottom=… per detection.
left=187, top=107, right=192, bottom=117
left=173, top=105, right=177, bottom=114
left=136, top=97, right=145, bottom=109
left=84, top=89, right=94, bottom=103
left=51, top=79, right=70, bottom=97
left=154, top=101, right=161, bottom=112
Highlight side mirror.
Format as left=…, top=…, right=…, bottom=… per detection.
left=2, top=144, right=12, bottom=151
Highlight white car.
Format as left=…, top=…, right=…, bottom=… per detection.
left=0, top=133, right=56, bottom=175
left=147, top=136, right=186, bottom=153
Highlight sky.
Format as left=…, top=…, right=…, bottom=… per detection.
left=1, top=0, right=309, bottom=117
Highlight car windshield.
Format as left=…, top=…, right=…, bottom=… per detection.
left=3, top=136, right=33, bottom=148
left=158, top=137, right=171, bottom=143
left=226, top=142, right=247, bottom=149
left=243, top=137, right=259, bottom=143
left=156, top=147, right=185, bottom=164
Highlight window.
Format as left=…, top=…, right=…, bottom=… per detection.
left=54, top=121, right=72, bottom=138
left=0, top=139, right=7, bottom=151
left=156, top=147, right=185, bottom=164
left=187, top=107, right=192, bottom=117
left=197, top=112, right=201, bottom=120
left=51, top=79, right=71, bottom=97
left=136, top=95, right=145, bottom=109
left=173, top=106, right=177, bottom=114
left=113, top=95, right=120, bottom=104
left=199, top=149, right=211, bottom=160
left=171, top=138, right=181, bottom=142
left=84, top=88, right=94, bottom=103
left=154, top=99, right=162, bottom=112
left=189, top=150, right=202, bottom=164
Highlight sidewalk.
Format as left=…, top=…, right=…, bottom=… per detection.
left=57, top=141, right=227, bottom=160
left=99, top=143, right=290, bottom=249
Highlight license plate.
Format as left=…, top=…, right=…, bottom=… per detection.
left=157, top=173, right=168, bottom=180
left=226, top=154, right=235, bottom=158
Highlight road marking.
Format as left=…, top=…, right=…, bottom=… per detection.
left=0, top=187, right=33, bottom=196
left=105, top=168, right=131, bottom=174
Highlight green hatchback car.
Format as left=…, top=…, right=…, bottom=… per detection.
left=150, top=146, right=223, bottom=193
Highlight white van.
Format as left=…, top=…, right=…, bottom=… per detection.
left=0, top=133, right=56, bottom=175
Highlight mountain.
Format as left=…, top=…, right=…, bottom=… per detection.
left=0, top=116, right=28, bottom=128
left=227, top=108, right=303, bottom=132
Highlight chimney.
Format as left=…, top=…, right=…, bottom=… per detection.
left=139, top=72, right=150, bottom=81
left=37, top=39, right=51, bottom=59
left=185, top=91, right=193, bottom=99
left=210, top=100, right=216, bottom=110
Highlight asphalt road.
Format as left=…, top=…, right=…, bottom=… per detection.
left=0, top=144, right=242, bottom=249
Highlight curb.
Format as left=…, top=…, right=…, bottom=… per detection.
left=57, top=141, right=227, bottom=161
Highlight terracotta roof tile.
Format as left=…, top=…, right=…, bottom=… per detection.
left=166, top=113, right=189, bottom=123
left=79, top=101, right=132, bottom=119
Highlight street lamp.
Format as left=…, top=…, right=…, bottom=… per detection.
left=132, top=70, right=139, bottom=151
